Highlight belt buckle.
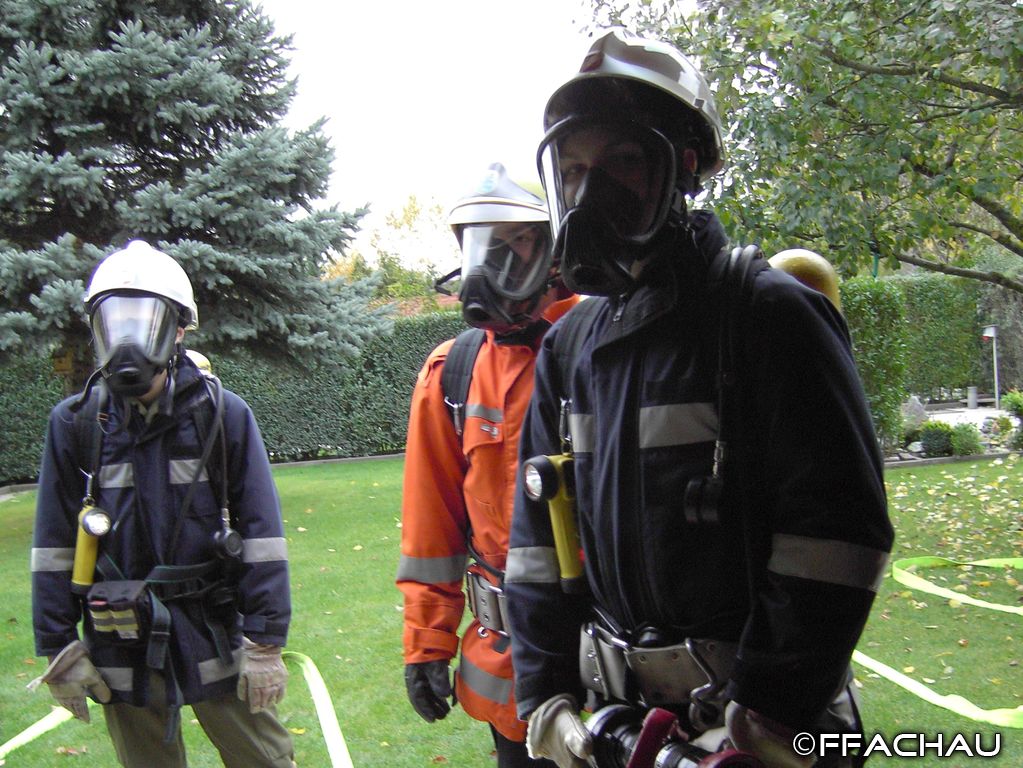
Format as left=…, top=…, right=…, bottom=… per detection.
left=685, top=638, right=730, bottom=731
left=467, top=570, right=507, bottom=636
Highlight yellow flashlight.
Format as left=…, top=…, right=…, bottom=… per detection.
left=71, top=506, right=112, bottom=595
left=522, top=454, right=585, bottom=592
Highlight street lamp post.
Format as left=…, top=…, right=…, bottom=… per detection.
left=982, top=325, right=999, bottom=410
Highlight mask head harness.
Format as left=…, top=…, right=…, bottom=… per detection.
left=436, top=162, right=557, bottom=336
left=538, top=29, right=725, bottom=296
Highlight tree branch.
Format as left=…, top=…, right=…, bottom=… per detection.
left=950, top=220, right=1023, bottom=259
left=909, top=160, right=1023, bottom=242
left=894, top=253, right=1023, bottom=293
left=814, top=44, right=1018, bottom=104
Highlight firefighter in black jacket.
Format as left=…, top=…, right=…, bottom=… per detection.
left=505, top=29, right=894, bottom=768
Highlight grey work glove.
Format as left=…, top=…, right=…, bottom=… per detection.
left=526, top=693, right=593, bottom=768
left=726, top=701, right=814, bottom=768
left=27, top=640, right=111, bottom=723
left=404, top=660, right=453, bottom=722
left=237, top=636, right=288, bottom=713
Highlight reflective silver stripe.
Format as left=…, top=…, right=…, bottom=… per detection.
left=97, top=666, right=134, bottom=692
left=505, top=546, right=560, bottom=584
left=242, top=537, right=289, bottom=564
left=199, top=648, right=242, bottom=684
left=396, top=553, right=467, bottom=584
left=99, top=462, right=133, bottom=488
left=768, top=534, right=890, bottom=593
left=639, top=403, right=717, bottom=448
left=466, top=403, right=503, bottom=422
left=458, top=653, right=512, bottom=704
left=30, top=547, right=75, bottom=572
left=169, top=458, right=208, bottom=484
left=569, top=413, right=594, bottom=453
left=570, top=404, right=717, bottom=453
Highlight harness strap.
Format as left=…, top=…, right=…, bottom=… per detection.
left=166, top=376, right=227, bottom=561
left=147, top=560, right=236, bottom=664
left=550, top=298, right=605, bottom=451
left=73, top=383, right=109, bottom=506
left=146, top=560, right=224, bottom=600
left=144, top=592, right=172, bottom=671
left=440, top=327, right=485, bottom=438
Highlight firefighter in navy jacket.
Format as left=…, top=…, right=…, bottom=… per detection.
left=30, top=241, right=294, bottom=767
left=505, top=30, right=894, bottom=768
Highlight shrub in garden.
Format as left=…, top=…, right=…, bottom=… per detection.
left=950, top=423, right=984, bottom=456
left=1012, top=428, right=1023, bottom=451
left=1001, top=389, right=1023, bottom=422
left=920, top=421, right=954, bottom=457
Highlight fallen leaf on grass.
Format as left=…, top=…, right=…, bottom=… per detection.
left=289, top=727, right=307, bottom=735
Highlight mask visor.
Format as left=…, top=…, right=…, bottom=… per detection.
left=539, top=117, right=676, bottom=245
left=459, top=222, right=552, bottom=301
left=91, top=295, right=179, bottom=368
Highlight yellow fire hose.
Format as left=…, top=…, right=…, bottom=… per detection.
left=853, top=556, right=1023, bottom=728
left=0, top=651, right=354, bottom=766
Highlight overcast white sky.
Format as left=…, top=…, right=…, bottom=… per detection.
left=257, top=0, right=597, bottom=242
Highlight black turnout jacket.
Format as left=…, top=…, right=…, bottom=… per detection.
left=506, top=211, right=893, bottom=730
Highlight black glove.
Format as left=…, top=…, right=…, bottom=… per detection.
left=404, top=660, right=453, bottom=722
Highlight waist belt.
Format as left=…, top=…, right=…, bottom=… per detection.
left=146, top=560, right=224, bottom=601
left=579, top=622, right=737, bottom=715
left=465, top=569, right=510, bottom=636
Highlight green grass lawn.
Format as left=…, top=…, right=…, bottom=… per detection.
left=2, top=455, right=1021, bottom=766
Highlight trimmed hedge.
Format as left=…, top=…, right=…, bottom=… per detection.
left=213, top=311, right=468, bottom=461
left=0, top=354, right=64, bottom=483
left=1, top=272, right=1010, bottom=483
left=0, top=313, right=466, bottom=484
left=892, top=273, right=983, bottom=399
left=841, top=277, right=908, bottom=449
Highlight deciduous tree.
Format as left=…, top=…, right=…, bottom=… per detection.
left=590, top=0, right=1023, bottom=290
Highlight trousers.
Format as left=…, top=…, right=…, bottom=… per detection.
left=103, top=670, right=295, bottom=768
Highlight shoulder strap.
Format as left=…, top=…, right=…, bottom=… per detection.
left=440, top=327, right=486, bottom=438
left=552, top=297, right=605, bottom=395
left=189, top=376, right=227, bottom=514
left=72, top=384, right=108, bottom=505
left=717, top=244, right=768, bottom=606
left=715, top=244, right=766, bottom=457
left=165, top=376, right=227, bottom=562
left=550, top=297, right=606, bottom=453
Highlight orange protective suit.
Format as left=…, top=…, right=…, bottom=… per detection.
left=397, top=295, right=577, bottom=740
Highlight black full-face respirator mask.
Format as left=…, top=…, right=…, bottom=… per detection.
left=89, top=293, right=182, bottom=398
left=539, top=117, right=692, bottom=297
left=436, top=221, right=556, bottom=336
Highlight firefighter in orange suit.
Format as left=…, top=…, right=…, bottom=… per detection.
left=397, top=163, right=575, bottom=767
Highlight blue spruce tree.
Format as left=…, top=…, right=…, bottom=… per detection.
left=0, top=0, right=389, bottom=389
